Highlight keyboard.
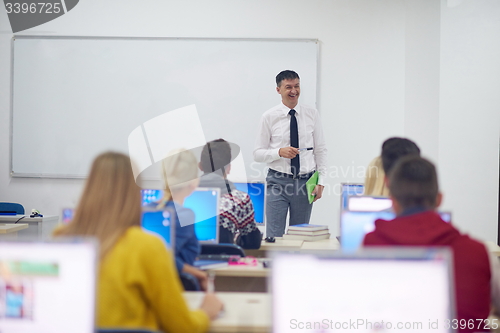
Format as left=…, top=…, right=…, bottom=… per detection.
left=197, top=254, right=241, bottom=261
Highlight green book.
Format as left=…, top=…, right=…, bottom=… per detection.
left=306, top=171, right=319, bottom=204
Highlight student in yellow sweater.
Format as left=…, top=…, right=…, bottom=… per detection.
left=54, top=152, right=223, bottom=332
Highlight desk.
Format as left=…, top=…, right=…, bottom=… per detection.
left=300, top=237, right=340, bottom=251
left=0, top=224, right=29, bottom=239
left=246, top=238, right=303, bottom=258
left=247, top=237, right=340, bottom=257
left=207, top=260, right=269, bottom=292
left=0, top=215, right=59, bottom=239
left=184, top=292, right=270, bottom=333
left=486, top=241, right=500, bottom=257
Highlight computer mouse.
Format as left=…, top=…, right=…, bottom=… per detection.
left=264, top=237, right=275, bottom=243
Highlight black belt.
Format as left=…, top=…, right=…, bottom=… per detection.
left=268, top=168, right=315, bottom=180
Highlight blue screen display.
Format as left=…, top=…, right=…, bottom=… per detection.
left=141, top=188, right=222, bottom=243
left=141, top=189, right=163, bottom=206
left=234, top=182, right=265, bottom=224
left=341, top=211, right=452, bottom=253
left=184, top=189, right=220, bottom=243
left=341, top=184, right=365, bottom=210
left=141, top=209, right=172, bottom=248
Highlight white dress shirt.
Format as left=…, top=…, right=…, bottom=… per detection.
left=253, top=102, right=327, bottom=185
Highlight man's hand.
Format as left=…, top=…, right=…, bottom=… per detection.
left=311, top=185, right=324, bottom=202
left=279, top=147, right=299, bottom=159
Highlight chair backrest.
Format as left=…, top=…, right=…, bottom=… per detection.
left=200, top=243, right=246, bottom=257
left=180, top=272, right=201, bottom=291
left=0, top=202, right=25, bottom=214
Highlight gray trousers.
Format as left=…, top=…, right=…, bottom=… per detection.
left=265, top=169, right=314, bottom=237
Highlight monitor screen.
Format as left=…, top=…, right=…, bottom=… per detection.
left=341, top=211, right=453, bottom=253
left=183, top=188, right=220, bottom=244
left=141, top=189, right=163, bottom=206
left=272, top=251, right=453, bottom=333
left=340, top=183, right=365, bottom=210
left=347, top=196, right=393, bottom=212
left=0, top=240, right=97, bottom=333
left=141, top=207, right=174, bottom=248
left=61, top=208, right=74, bottom=225
left=234, top=182, right=265, bottom=225
left=141, top=188, right=220, bottom=243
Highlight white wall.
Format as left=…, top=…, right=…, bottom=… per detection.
left=438, top=0, right=500, bottom=238
left=0, top=0, right=498, bottom=241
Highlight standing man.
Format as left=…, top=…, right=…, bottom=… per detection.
left=254, top=70, right=327, bottom=237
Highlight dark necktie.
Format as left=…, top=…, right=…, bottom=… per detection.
left=289, top=109, right=300, bottom=177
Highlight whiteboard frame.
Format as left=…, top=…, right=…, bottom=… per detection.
left=10, top=35, right=320, bottom=179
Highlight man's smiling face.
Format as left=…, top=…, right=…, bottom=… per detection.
left=276, top=78, right=300, bottom=109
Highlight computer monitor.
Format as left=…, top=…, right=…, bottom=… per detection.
left=340, top=183, right=365, bottom=210
left=141, top=206, right=175, bottom=249
left=61, top=208, right=74, bottom=225
left=340, top=210, right=453, bottom=253
left=233, top=181, right=266, bottom=225
left=183, top=187, right=220, bottom=244
left=141, top=188, right=221, bottom=243
left=272, top=249, right=455, bottom=333
left=347, top=195, right=393, bottom=212
left=0, top=240, right=97, bottom=333
left=141, top=189, right=163, bottom=206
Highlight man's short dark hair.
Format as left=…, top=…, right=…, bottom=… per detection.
left=200, top=139, right=231, bottom=173
left=389, top=155, right=438, bottom=210
left=381, top=137, right=421, bottom=174
left=276, top=70, right=300, bottom=87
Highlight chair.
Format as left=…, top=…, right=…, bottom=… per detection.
left=0, top=202, right=25, bottom=215
left=97, top=329, right=161, bottom=333
left=200, top=243, right=246, bottom=257
left=180, top=272, right=201, bottom=291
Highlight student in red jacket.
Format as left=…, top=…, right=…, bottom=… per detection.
left=363, top=155, right=500, bottom=332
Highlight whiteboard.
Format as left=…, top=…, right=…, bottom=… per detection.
left=11, top=36, right=318, bottom=181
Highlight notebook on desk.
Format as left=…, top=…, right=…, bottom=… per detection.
left=272, top=248, right=455, bottom=333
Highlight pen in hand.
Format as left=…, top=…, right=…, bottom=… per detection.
left=207, top=271, right=215, bottom=293
left=298, top=147, right=313, bottom=151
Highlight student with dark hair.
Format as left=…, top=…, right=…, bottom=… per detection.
left=254, top=70, right=328, bottom=237
left=363, top=156, right=500, bottom=332
left=199, top=139, right=262, bottom=249
left=381, top=137, right=420, bottom=174
left=364, top=138, right=419, bottom=197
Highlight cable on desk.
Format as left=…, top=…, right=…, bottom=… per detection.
left=15, top=216, right=26, bottom=224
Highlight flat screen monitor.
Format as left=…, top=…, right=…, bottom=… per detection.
left=0, top=240, right=97, bottom=333
left=141, top=206, right=175, bottom=249
left=341, top=210, right=453, bottom=253
left=183, top=187, right=220, bottom=244
left=61, top=208, right=74, bottom=225
left=272, top=249, right=454, bottom=333
left=233, top=181, right=266, bottom=225
left=340, top=183, right=365, bottom=210
left=347, top=195, right=393, bottom=212
left=141, top=189, right=163, bottom=206
left=141, top=188, right=220, bottom=244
